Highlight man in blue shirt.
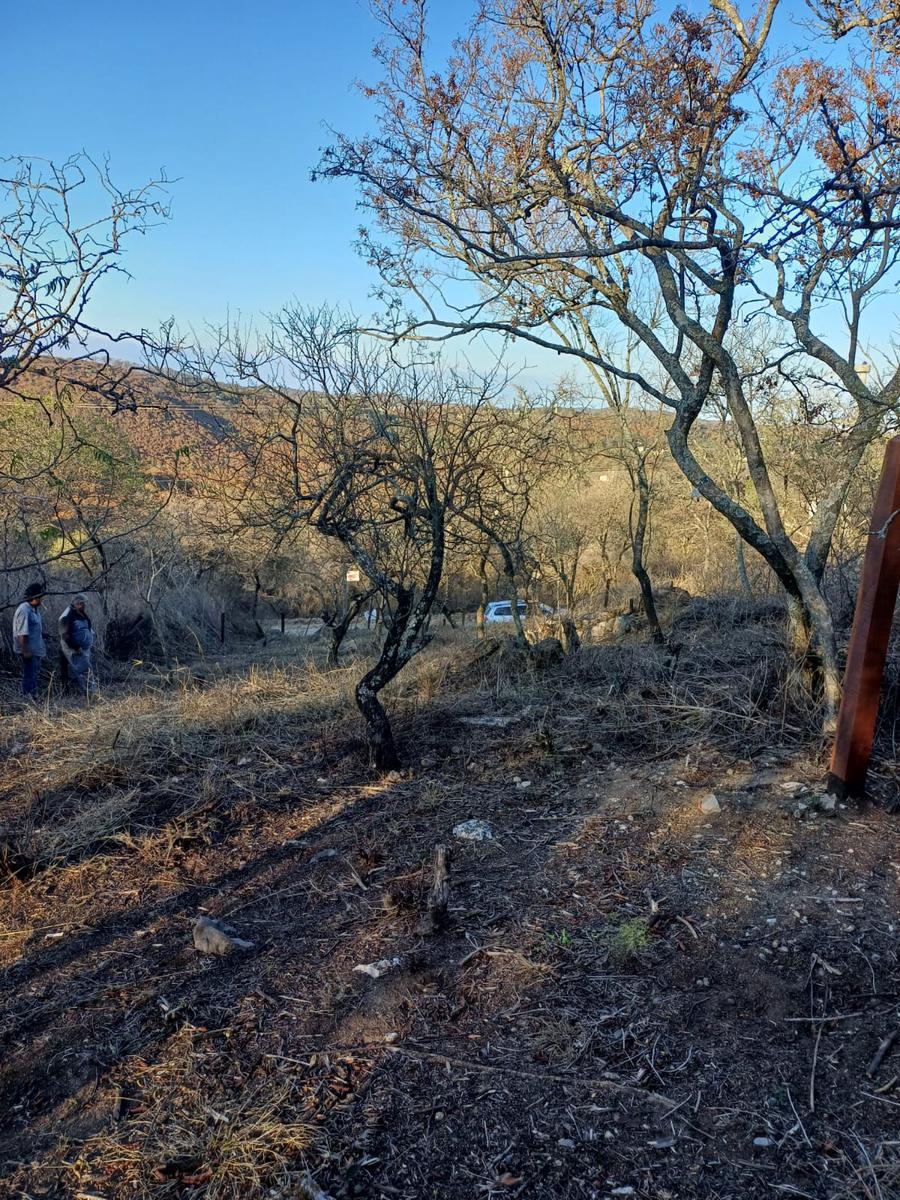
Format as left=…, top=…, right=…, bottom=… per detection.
left=58, top=593, right=95, bottom=698
left=12, top=582, right=46, bottom=699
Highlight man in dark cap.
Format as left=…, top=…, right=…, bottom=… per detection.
left=12, top=582, right=46, bottom=699
left=58, top=593, right=95, bottom=698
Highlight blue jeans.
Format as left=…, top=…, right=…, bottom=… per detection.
left=21, top=655, right=42, bottom=697
left=65, top=648, right=94, bottom=695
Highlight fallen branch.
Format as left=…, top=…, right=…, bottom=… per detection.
left=867, top=1029, right=900, bottom=1078
left=385, top=1044, right=676, bottom=1109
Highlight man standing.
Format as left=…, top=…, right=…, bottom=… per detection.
left=12, top=582, right=46, bottom=699
left=58, top=593, right=95, bottom=697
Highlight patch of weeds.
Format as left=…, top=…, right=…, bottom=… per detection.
left=604, top=916, right=652, bottom=965
left=416, top=780, right=446, bottom=811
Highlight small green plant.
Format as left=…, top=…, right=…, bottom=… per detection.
left=607, top=916, right=652, bottom=964
left=545, top=928, right=574, bottom=951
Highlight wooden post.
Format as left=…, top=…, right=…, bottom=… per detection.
left=827, top=436, right=900, bottom=799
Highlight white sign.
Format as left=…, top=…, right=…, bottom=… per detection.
left=346, top=568, right=361, bottom=583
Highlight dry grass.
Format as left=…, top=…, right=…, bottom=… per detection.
left=56, top=1029, right=315, bottom=1200
left=830, top=1144, right=900, bottom=1200
left=0, top=658, right=364, bottom=868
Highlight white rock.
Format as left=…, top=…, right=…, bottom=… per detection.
left=353, top=956, right=402, bottom=979
left=192, top=916, right=254, bottom=956
left=453, top=818, right=495, bottom=841
left=699, top=794, right=721, bottom=815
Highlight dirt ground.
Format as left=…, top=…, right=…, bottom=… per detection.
left=0, top=620, right=899, bottom=1200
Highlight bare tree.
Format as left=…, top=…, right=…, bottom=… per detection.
left=319, top=0, right=900, bottom=725
left=1, top=154, right=168, bottom=410
left=174, top=307, right=552, bottom=769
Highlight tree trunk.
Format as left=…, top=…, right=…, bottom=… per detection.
left=786, top=588, right=841, bottom=729
left=326, top=592, right=368, bottom=667
left=351, top=509, right=445, bottom=769
left=252, top=573, right=266, bottom=642
left=507, top=574, right=527, bottom=645
left=476, top=555, right=488, bottom=640
left=355, top=678, right=402, bottom=771
left=666, top=404, right=841, bottom=726
left=735, top=533, right=752, bottom=599
left=630, top=476, right=665, bottom=645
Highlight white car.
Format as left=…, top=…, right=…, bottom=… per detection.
left=484, top=600, right=553, bottom=623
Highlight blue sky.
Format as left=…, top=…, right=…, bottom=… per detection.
left=7, top=0, right=889, bottom=389
left=8, top=0, right=469, bottom=338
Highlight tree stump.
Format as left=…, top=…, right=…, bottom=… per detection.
left=421, top=843, right=452, bottom=934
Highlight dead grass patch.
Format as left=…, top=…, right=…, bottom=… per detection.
left=58, top=1029, right=315, bottom=1200
left=24, top=787, right=143, bottom=869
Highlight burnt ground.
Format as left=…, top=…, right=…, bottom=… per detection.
left=0, top=624, right=899, bottom=1200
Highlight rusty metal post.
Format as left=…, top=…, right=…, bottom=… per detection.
left=827, top=436, right=900, bottom=799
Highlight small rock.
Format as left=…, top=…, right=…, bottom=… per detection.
left=310, top=848, right=338, bottom=864
left=699, top=794, right=721, bottom=815
left=453, top=819, right=495, bottom=842
left=384, top=1031, right=400, bottom=1043
left=192, top=916, right=254, bottom=956
left=610, top=1189, right=635, bottom=1197
left=514, top=779, right=532, bottom=790
left=384, top=770, right=403, bottom=784
left=557, top=1138, right=576, bottom=1149
left=816, top=792, right=838, bottom=814
left=753, top=1137, right=775, bottom=1148
left=353, top=956, right=402, bottom=979
left=780, top=781, right=804, bottom=793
